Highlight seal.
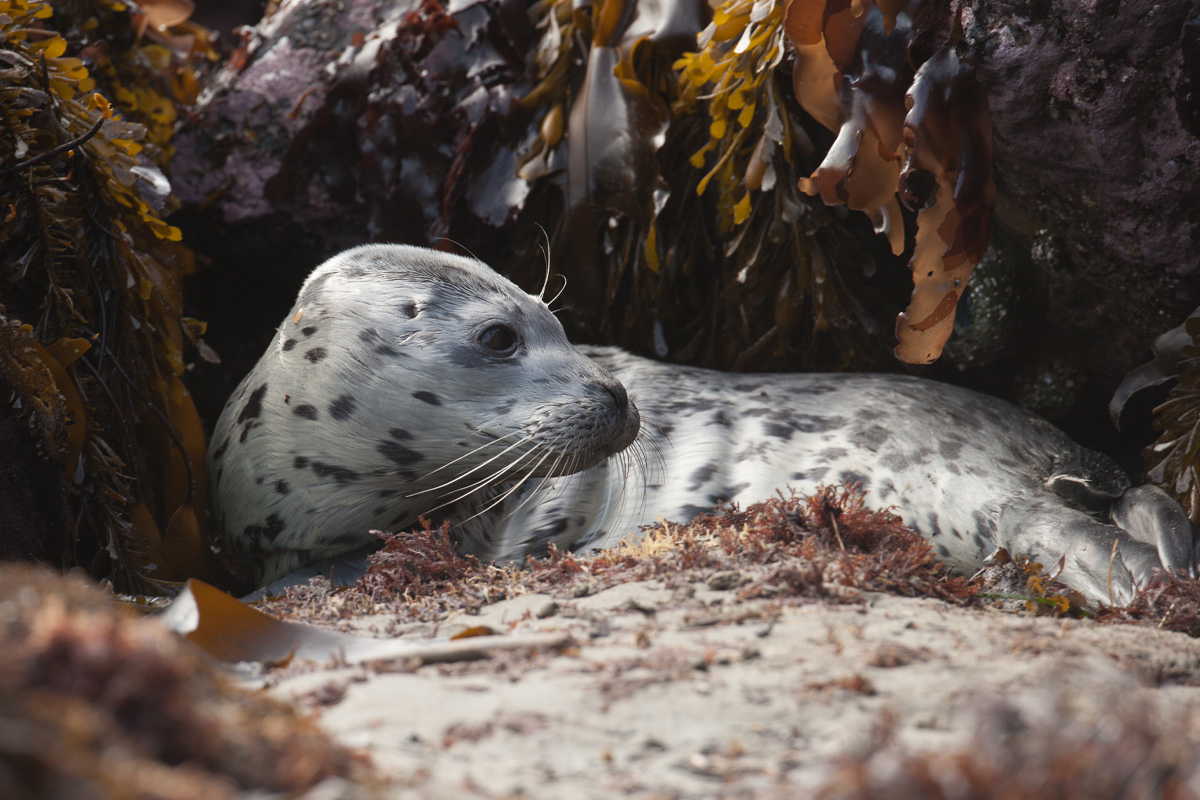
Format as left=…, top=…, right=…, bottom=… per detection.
left=208, top=244, right=1197, bottom=605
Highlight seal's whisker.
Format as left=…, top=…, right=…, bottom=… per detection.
left=536, top=226, right=553, bottom=301
left=519, top=433, right=578, bottom=506
left=420, top=429, right=524, bottom=480
left=547, top=273, right=568, bottom=308
left=422, top=443, right=542, bottom=511
left=420, top=464, right=532, bottom=520
left=496, top=429, right=581, bottom=525
left=462, top=443, right=559, bottom=525
left=410, top=433, right=536, bottom=496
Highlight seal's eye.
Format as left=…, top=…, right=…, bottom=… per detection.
left=478, top=324, right=517, bottom=353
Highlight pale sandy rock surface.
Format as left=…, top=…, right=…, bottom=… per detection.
left=267, top=576, right=1200, bottom=798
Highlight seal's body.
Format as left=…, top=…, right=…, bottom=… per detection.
left=209, top=245, right=1195, bottom=604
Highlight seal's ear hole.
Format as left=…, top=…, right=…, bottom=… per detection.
left=478, top=324, right=518, bottom=353
left=399, top=301, right=417, bottom=319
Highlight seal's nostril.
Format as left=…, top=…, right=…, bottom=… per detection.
left=603, top=381, right=628, bottom=409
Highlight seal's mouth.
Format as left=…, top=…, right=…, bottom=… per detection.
left=542, top=390, right=640, bottom=478
left=608, top=398, right=641, bottom=456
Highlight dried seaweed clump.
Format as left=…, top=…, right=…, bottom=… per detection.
left=1097, top=573, right=1200, bottom=639
left=0, top=0, right=219, bottom=593
left=268, top=485, right=974, bottom=625
left=782, top=0, right=994, bottom=363
left=817, top=694, right=1200, bottom=800
left=359, top=520, right=482, bottom=603
left=0, top=564, right=377, bottom=799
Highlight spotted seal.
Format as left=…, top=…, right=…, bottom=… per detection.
left=208, top=245, right=1196, bottom=605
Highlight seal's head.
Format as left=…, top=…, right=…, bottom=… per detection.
left=208, top=244, right=640, bottom=586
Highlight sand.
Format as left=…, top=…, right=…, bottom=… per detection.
left=263, top=573, right=1200, bottom=798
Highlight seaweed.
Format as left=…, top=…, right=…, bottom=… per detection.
left=0, top=564, right=378, bottom=798
left=260, top=483, right=978, bottom=625
left=816, top=693, right=1200, bottom=800
left=782, top=0, right=994, bottom=363
left=519, top=0, right=990, bottom=365
left=1146, top=342, right=1200, bottom=523
left=0, top=0, right=221, bottom=593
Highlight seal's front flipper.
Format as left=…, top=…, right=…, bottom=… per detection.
left=997, top=497, right=1159, bottom=607
left=1110, top=485, right=1197, bottom=578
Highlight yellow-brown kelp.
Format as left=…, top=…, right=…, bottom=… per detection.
left=783, top=0, right=993, bottom=363
left=0, top=0, right=218, bottom=593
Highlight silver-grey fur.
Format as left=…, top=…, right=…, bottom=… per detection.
left=209, top=245, right=1196, bottom=605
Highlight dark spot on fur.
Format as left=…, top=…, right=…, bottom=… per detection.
left=275, top=480, right=291, bottom=495
left=358, top=327, right=399, bottom=356
left=936, top=543, right=950, bottom=557
left=237, top=384, right=268, bottom=424
left=818, top=447, right=848, bottom=463
left=373, top=505, right=387, bottom=516
left=400, top=301, right=417, bottom=319
left=709, top=411, right=732, bottom=428
left=880, top=451, right=909, bottom=472
left=974, top=511, right=992, bottom=540
left=377, top=489, right=397, bottom=497
left=377, top=440, right=423, bottom=467
left=857, top=425, right=889, bottom=452
left=858, top=407, right=886, bottom=422
left=939, top=439, right=964, bottom=459
left=254, top=476, right=264, bottom=485
left=763, top=422, right=793, bottom=441
left=282, top=339, right=297, bottom=352
left=719, top=484, right=747, bottom=502
left=840, top=471, right=870, bottom=490
left=212, top=438, right=229, bottom=460
left=305, top=347, right=328, bottom=363
left=678, top=505, right=711, bottom=521
left=790, top=468, right=829, bottom=483
left=772, top=412, right=844, bottom=435
left=238, top=424, right=254, bottom=444
left=413, top=390, right=441, bottom=405
left=302, top=326, right=318, bottom=337
left=388, top=428, right=413, bottom=440
left=689, top=463, right=720, bottom=491
left=494, top=401, right=515, bottom=415
left=293, top=404, right=319, bottom=420
left=244, top=513, right=286, bottom=542
left=294, top=455, right=310, bottom=469
left=329, top=394, right=357, bottom=421
left=312, top=461, right=361, bottom=484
